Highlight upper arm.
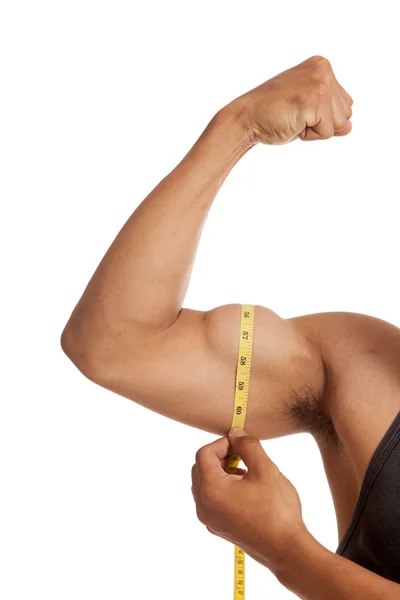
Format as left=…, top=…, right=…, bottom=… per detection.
left=86, top=304, right=325, bottom=440
left=294, top=310, right=400, bottom=415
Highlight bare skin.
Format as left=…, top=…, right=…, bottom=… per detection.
left=191, top=430, right=400, bottom=599
left=61, top=55, right=400, bottom=594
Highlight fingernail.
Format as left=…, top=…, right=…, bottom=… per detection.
left=230, top=428, right=246, bottom=437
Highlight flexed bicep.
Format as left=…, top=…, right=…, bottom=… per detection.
left=86, top=304, right=324, bottom=440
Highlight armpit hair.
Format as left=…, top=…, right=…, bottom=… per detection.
left=283, top=384, right=343, bottom=450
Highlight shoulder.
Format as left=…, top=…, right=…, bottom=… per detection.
left=290, top=311, right=400, bottom=370
left=284, top=312, right=400, bottom=446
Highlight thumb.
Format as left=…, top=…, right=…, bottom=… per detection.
left=228, top=429, right=272, bottom=477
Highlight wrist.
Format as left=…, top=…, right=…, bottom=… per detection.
left=272, top=529, right=325, bottom=590
left=213, top=99, right=258, bottom=151
left=180, top=102, right=256, bottom=190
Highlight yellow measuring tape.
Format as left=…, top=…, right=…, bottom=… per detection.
left=225, top=304, right=255, bottom=600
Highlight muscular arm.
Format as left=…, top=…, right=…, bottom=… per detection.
left=61, top=56, right=351, bottom=439
left=61, top=106, right=252, bottom=348
left=60, top=104, right=323, bottom=439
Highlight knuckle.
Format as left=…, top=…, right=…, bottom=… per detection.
left=195, top=448, right=204, bottom=463
left=336, top=121, right=348, bottom=132
left=318, top=124, right=335, bottom=140
left=314, top=81, right=329, bottom=96
left=343, top=98, right=353, bottom=119
left=309, top=55, right=331, bottom=70
left=335, top=115, right=348, bottom=130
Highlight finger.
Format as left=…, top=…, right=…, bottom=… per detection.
left=195, top=436, right=231, bottom=483
left=191, top=464, right=201, bottom=502
left=329, top=65, right=353, bottom=105
left=228, top=429, right=274, bottom=477
left=219, top=454, right=249, bottom=473
left=333, top=77, right=354, bottom=109
left=235, top=467, right=248, bottom=477
left=335, top=83, right=353, bottom=121
left=206, top=525, right=225, bottom=537
left=331, top=79, right=352, bottom=136
left=300, top=100, right=335, bottom=141
left=222, top=461, right=248, bottom=478
left=331, top=92, right=349, bottom=133
left=334, top=120, right=352, bottom=136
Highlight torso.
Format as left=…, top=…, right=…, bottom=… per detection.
left=294, top=312, right=400, bottom=543
left=316, top=405, right=400, bottom=543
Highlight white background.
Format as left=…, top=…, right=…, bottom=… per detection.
left=1, top=1, right=398, bottom=598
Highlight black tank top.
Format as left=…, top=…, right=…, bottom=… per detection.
left=335, top=409, right=400, bottom=583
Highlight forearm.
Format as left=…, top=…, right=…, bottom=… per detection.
left=62, top=103, right=253, bottom=348
left=273, top=532, right=399, bottom=599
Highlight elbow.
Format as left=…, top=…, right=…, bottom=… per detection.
left=60, top=325, right=108, bottom=384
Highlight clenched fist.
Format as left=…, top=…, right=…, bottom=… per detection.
left=228, top=55, right=353, bottom=145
